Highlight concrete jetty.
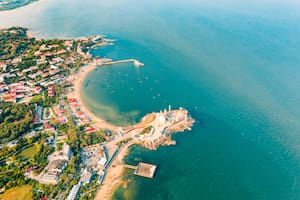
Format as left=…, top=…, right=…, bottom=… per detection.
left=95, top=58, right=144, bottom=67
left=123, top=164, right=137, bottom=170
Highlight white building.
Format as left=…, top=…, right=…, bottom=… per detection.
left=80, top=169, right=93, bottom=185
left=66, top=183, right=81, bottom=200
left=60, top=143, right=71, bottom=160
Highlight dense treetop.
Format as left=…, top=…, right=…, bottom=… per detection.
left=0, top=103, right=35, bottom=143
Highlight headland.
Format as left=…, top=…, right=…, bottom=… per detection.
left=69, top=57, right=194, bottom=200
left=93, top=107, right=194, bottom=200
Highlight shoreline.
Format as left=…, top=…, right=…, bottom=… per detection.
left=94, top=141, right=140, bottom=200
left=70, top=62, right=140, bottom=200
left=94, top=156, right=124, bottom=200
left=69, top=61, right=129, bottom=199
left=68, top=62, right=119, bottom=132
left=26, top=30, right=33, bottom=38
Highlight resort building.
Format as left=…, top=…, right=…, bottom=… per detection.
left=82, top=144, right=107, bottom=170
left=38, top=143, right=72, bottom=184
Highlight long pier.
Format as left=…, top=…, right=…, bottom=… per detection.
left=95, top=58, right=144, bottom=67
left=123, top=164, right=137, bottom=170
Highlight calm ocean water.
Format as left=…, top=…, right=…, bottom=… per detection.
left=1, top=0, right=300, bottom=199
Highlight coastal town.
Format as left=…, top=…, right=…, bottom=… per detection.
left=0, top=27, right=194, bottom=200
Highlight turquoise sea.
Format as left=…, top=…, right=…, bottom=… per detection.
left=1, top=0, right=300, bottom=199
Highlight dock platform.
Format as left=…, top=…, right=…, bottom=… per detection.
left=133, top=162, right=157, bottom=179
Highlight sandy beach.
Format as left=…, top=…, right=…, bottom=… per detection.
left=68, top=62, right=127, bottom=199
left=26, top=29, right=42, bottom=40
left=26, top=30, right=33, bottom=38
left=68, top=62, right=119, bottom=132
left=94, top=141, right=138, bottom=200
left=94, top=159, right=124, bottom=200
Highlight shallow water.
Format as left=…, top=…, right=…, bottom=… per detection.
left=1, top=0, right=300, bottom=199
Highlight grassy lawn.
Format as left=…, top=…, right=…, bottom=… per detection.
left=17, top=144, right=38, bottom=159
left=0, top=185, right=32, bottom=200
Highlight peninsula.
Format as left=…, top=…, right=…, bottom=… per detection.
left=0, top=27, right=194, bottom=200
left=0, top=0, right=38, bottom=11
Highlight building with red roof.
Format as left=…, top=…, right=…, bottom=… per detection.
left=84, top=127, right=95, bottom=133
